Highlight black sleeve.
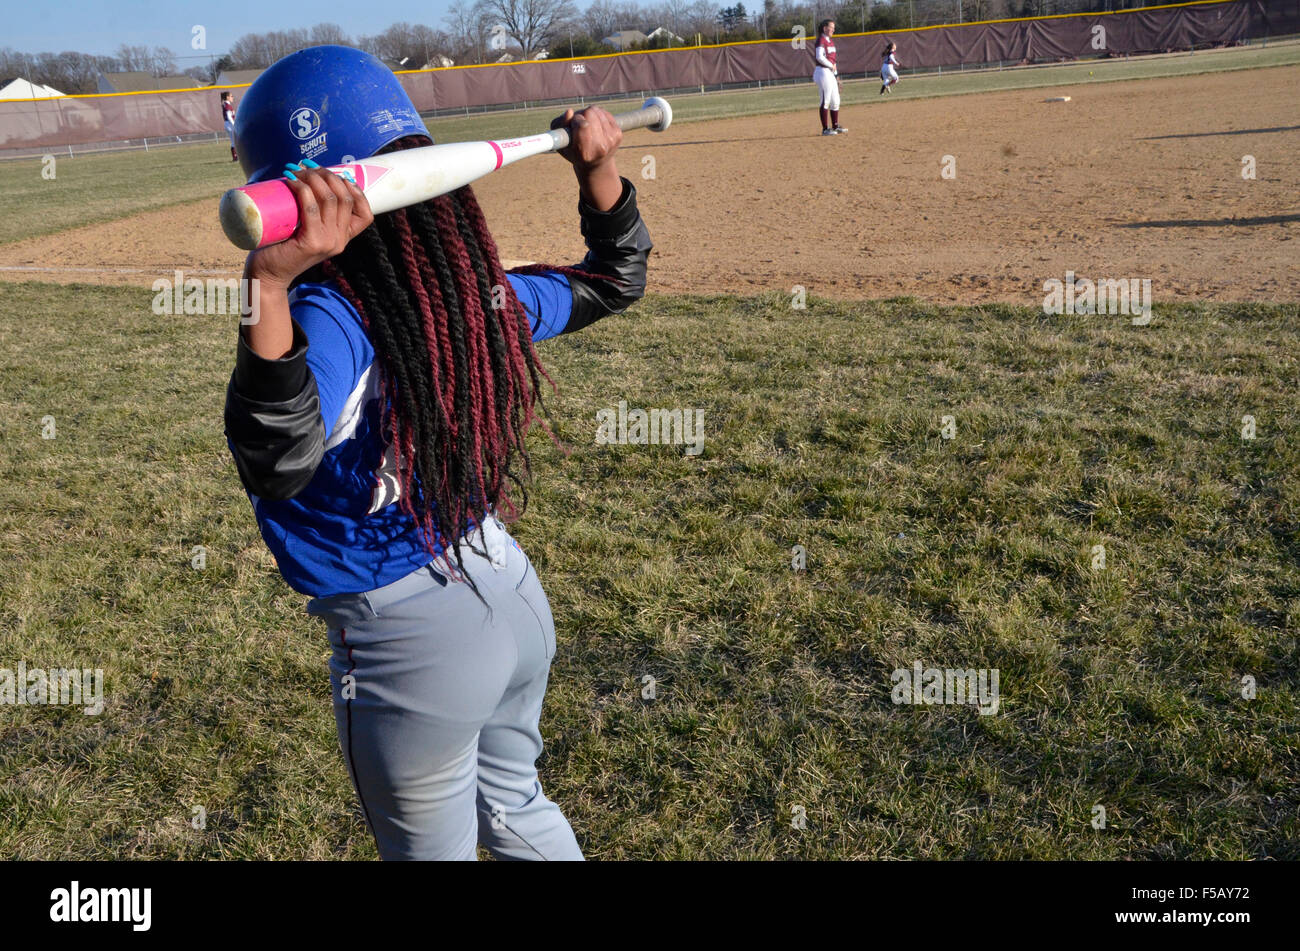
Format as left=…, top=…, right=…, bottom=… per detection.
left=223, top=320, right=326, bottom=501
left=563, top=176, right=653, bottom=335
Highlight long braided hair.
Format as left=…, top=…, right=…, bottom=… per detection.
left=309, top=135, right=601, bottom=586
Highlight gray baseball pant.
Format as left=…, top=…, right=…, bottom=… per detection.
left=305, top=520, right=583, bottom=860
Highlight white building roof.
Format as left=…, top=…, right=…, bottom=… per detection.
left=0, top=78, right=66, bottom=100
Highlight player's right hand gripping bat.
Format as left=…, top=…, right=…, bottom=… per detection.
left=219, top=97, right=673, bottom=251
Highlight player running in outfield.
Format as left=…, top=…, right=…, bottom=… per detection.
left=223, top=46, right=651, bottom=860
left=813, top=19, right=846, bottom=135
left=880, top=41, right=901, bottom=94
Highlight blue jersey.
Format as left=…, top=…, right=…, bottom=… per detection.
left=245, top=272, right=573, bottom=597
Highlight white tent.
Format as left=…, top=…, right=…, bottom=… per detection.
left=0, top=78, right=65, bottom=100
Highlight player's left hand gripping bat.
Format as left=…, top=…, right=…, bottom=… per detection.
left=219, top=97, right=673, bottom=250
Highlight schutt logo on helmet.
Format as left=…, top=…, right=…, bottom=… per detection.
left=290, top=107, right=322, bottom=141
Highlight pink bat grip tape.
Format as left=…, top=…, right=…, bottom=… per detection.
left=241, top=179, right=300, bottom=248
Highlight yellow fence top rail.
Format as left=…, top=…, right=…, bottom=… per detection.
left=0, top=0, right=1244, bottom=103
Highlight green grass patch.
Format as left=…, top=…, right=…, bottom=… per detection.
left=0, top=282, right=1295, bottom=859
left=0, top=147, right=249, bottom=247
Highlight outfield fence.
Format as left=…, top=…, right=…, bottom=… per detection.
left=1, top=0, right=1296, bottom=157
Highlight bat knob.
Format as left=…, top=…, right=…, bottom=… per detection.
left=642, top=96, right=673, bottom=133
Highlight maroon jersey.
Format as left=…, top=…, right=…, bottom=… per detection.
left=815, top=34, right=837, bottom=69
left=222, top=100, right=235, bottom=123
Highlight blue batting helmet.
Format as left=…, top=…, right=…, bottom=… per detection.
left=233, top=45, right=431, bottom=184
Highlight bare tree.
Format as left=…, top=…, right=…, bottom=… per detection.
left=445, top=0, right=496, bottom=63
left=360, top=22, right=452, bottom=66
left=9, top=50, right=116, bottom=93
left=480, top=0, right=579, bottom=58
left=662, top=0, right=694, bottom=34
left=411, top=25, right=453, bottom=65
left=682, top=0, right=719, bottom=37
left=617, top=2, right=649, bottom=31
left=111, top=44, right=176, bottom=76
left=267, top=29, right=311, bottom=61
left=444, top=0, right=479, bottom=44
left=0, top=48, right=32, bottom=83
left=308, top=23, right=352, bottom=46
left=307, top=23, right=352, bottom=46
left=223, top=23, right=352, bottom=69
left=584, top=0, right=620, bottom=39
left=228, top=29, right=311, bottom=69
left=66, top=52, right=114, bottom=91
left=114, top=44, right=151, bottom=72
left=147, top=46, right=178, bottom=75
left=586, top=1, right=647, bottom=37
left=33, top=52, right=63, bottom=89
left=226, top=34, right=267, bottom=69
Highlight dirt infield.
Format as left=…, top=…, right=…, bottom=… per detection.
left=2, top=64, right=1297, bottom=305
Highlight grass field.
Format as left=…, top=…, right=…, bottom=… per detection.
left=1, top=39, right=1298, bottom=860
left=0, top=280, right=1296, bottom=859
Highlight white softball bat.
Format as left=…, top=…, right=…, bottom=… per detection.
left=219, top=97, right=673, bottom=250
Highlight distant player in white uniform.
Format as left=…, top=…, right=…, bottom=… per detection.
left=220, top=91, right=237, bottom=161
left=880, top=41, right=901, bottom=95
left=812, top=19, right=846, bottom=135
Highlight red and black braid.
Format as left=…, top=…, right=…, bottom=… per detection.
left=317, top=181, right=558, bottom=590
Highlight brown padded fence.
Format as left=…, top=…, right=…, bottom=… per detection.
left=1, top=0, right=1296, bottom=152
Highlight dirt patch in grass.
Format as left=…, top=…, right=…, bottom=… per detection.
left=2, top=66, right=1297, bottom=305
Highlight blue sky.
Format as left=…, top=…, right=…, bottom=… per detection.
left=6, top=0, right=462, bottom=59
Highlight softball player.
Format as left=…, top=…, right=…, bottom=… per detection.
left=812, top=19, right=845, bottom=135
left=224, top=46, right=651, bottom=860
left=880, top=41, right=901, bottom=95
left=220, top=91, right=236, bottom=161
